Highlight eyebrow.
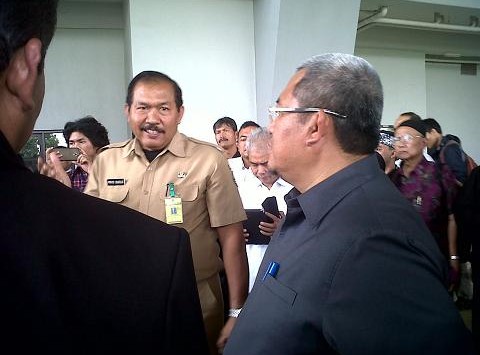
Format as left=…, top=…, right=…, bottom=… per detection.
left=135, top=101, right=171, bottom=107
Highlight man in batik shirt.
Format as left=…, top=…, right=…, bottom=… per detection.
left=390, top=120, right=459, bottom=287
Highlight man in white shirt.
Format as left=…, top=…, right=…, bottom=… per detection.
left=237, top=127, right=293, bottom=291
left=228, top=121, right=260, bottom=185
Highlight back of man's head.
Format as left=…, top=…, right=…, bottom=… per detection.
left=295, top=53, right=383, bottom=155
left=422, top=118, right=442, bottom=134
left=63, top=116, right=110, bottom=149
left=0, top=0, right=58, bottom=73
left=399, top=112, right=422, bottom=122
left=213, top=117, right=237, bottom=133
left=395, top=111, right=422, bottom=129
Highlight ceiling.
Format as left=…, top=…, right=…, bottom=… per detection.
left=359, top=0, right=480, bottom=30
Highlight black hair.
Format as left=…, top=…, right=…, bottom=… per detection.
left=63, top=116, right=110, bottom=149
left=213, top=117, right=237, bottom=132
left=422, top=118, right=443, bottom=134
left=0, top=0, right=58, bottom=72
left=399, top=112, right=422, bottom=122
left=239, top=121, right=260, bottom=131
left=125, top=71, right=183, bottom=111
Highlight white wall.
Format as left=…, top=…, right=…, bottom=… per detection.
left=356, top=20, right=480, bottom=157
left=426, top=62, right=480, bottom=162
left=37, top=1, right=128, bottom=143
left=355, top=48, right=427, bottom=124
left=253, top=0, right=281, bottom=125
left=39, top=29, right=128, bottom=142
left=127, top=0, right=256, bottom=144
left=253, top=0, right=361, bottom=126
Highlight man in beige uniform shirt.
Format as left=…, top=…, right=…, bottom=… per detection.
left=85, top=71, right=248, bottom=354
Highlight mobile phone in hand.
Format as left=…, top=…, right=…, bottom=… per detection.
left=261, top=196, right=280, bottom=222
left=51, top=147, right=81, bottom=161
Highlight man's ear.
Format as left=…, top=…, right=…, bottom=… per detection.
left=176, top=106, right=184, bottom=125
left=5, top=38, right=43, bottom=110
left=305, top=111, right=328, bottom=146
left=124, top=103, right=130, bottom=119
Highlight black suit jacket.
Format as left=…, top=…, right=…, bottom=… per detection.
left=0, top=132, right=208, bottom=354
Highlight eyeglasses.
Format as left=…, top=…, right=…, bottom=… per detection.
left=268, top=107, right=347, bottom=121
left=393, top=134, right=424, bottom=144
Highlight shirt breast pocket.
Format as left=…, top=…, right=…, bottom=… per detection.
left=104, top=185, right=129, bottom=203
left=263, top=275, right=297, bottom=306
left=176, top=184, right=199, bottom=202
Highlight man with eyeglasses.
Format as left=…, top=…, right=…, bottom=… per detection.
left=390, top=119, right=460, bottom=292
left=224, top=53, right=473, bottom=354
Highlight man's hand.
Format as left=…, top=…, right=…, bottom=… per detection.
left=77, top=151, right=93, bottom=173
left=243, top=228, right=249, bottom=242
left=259, top=211, right=283, bottom=236
left=216, top=317, right=237, bottom=353
left=37, top=148, right=72, bottom=188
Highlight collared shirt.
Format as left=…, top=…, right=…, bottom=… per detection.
left=224, top=155, right=472, bottom=354
left=67, top=165, right=89, bottom=192
left=238, top=177, right=293, bottom=214
left=85, top=132, right=246, bottom=281
left=228, top=156, right=256, bottom=186
left=390, top=157, right=458, bottom=252
left=236, top=176, right=293, bottom=292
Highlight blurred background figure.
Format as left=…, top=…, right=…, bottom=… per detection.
left=39, top=115, right=109, bottom=191
left=213, top=116, right=240, bottom=158
left=228, top=120, right=260, bottom=185
left=376, top=129, right=396, bottom=174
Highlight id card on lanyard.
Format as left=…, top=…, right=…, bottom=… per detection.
left=165, top=182, right=183, bottom=224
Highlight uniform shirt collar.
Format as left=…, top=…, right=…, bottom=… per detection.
left=126, top=131, right=186, bottom=159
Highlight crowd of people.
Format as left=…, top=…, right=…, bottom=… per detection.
left=1, top=0, right=478, bottom=354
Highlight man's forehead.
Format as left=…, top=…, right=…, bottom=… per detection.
left=69, top=131, right=87, bottom=140
left=249, top=149, right=269, bottom=162
left=239, top=126, right=256, bottom=137
left=395, top=126, right=420, bottom=136
left=133, top=81, right=175, bottom=99
left=277, top=69, right=306, bottom=105
left=215, top=124, right=234, bottom=132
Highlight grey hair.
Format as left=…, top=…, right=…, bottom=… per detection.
left=245, top=127, right=271, bottom=155
left=295, top=53, right=383, bottom=154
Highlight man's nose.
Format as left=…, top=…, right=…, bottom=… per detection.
left=257, top=166, right=268, bottom=175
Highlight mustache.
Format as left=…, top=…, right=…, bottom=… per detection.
left=141, top=123, right=164, bottom=133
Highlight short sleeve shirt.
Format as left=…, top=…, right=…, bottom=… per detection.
left=85, top=132, right=247, bottom=281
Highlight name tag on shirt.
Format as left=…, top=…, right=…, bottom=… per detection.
left=107, top=178, right=126, bottom=186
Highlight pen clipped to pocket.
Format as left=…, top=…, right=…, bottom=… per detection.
left=262, top=261, right=280, bottom=281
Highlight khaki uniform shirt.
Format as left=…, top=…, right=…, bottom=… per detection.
left=85, top=132, right=246, bottom=281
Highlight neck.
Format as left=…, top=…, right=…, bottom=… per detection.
left=293, top=150, right=367, bottom=193
left=223, top=145, right=237, bottom=158
left=385, top=160, right=396, bottom=174
left=242, top=156, right=250, bottom=168
left=402, top=154, right=423, bottom=177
